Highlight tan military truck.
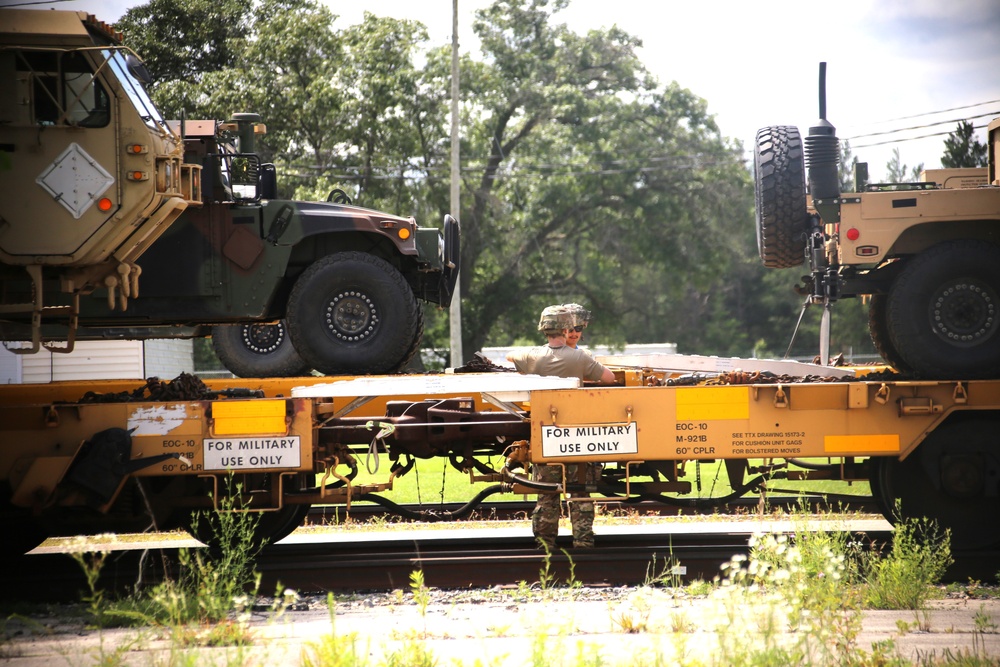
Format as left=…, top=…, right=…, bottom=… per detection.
left=754, top=64, right=1000, bottom=379
left=0, top=10, right=459, bottom=378
left=0, top=10, right=201, bottom=352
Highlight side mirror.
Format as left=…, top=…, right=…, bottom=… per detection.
left=259, top=164, right=277, bottom=200
left=125, top=53, right=152, bottom=85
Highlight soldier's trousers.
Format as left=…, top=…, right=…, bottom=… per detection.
left=531, top=462, right=600, bottom=549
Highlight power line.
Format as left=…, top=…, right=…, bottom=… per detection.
left=850, top=121, right=993, bottom=150
left=843, top=111, right=999, bottom=142
left=848, top=99, right=1000, bottom=127
left=0, top=0, right=72, bottom=7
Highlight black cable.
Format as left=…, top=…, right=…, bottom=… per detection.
left=355, top=485, right=506, bottom=522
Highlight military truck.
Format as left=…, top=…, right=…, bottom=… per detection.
left=753, top=63, right=1000, bottom=379
left=0, top=10, right=459, bottom=378
left=0, top=10, right=201, bottom=352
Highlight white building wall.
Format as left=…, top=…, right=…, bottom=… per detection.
left=21, top=340, right=146, bottom=383
left=1, top=339, right=195, bottom=384
left=143, top=339, right=195, bottom=379
left=0, top=346, right=22, bottom=384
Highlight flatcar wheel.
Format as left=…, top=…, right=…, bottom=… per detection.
left=866, top=457, right=894, bottom=520
left=873, top=418, right=1000, bottom=550
left=1, top=497, right=47, bottom=558
left=180, top=473, right=311, bottom=549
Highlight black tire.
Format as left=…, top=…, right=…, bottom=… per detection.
left=867, top=294, right=912, bottom=372
left=753, top=126, right=808, bottom=269
left=1, top=491, right=47, bottom=557
left=286, top=251, right=420, bottom=375
left=873, top=418, right=1000, bottom=550
left=394, top=302, right=425, bottom=372
left=212, top=321, right=311, bottom=378
left=885, top=240, right=1000, bottom=379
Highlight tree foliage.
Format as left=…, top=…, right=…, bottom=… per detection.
left=884, top=147, right=923, bottom=183
left=117, top=0, right=251, bottom=83
left=114, top=0, right=876, bottom=363
left=941, top=120, right=988, bottom=168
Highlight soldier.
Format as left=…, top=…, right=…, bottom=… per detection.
left=562, top=303, right=590, bottom=351
left=506, top=305, right=613, bottom=383
left=507, top=305, right=614, bottom=549
left=559, top=303, right=601, bottom=547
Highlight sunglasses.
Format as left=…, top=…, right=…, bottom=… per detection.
left=570, top=325, right=585, bottom=332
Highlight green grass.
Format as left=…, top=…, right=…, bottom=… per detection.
left=329, top=454, right=503, bottom=506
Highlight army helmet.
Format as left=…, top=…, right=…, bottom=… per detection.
left=562, top=303, right=591, bottom=328
left=538, top=304, right=575, bottom=334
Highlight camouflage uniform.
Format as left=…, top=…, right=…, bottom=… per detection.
left=531, top=462, right=600, bottom=549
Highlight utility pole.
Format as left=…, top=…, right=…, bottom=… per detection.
left=448, top=0, right=463, bottom=368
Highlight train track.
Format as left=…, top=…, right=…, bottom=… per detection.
left=10, top=522, right=996, bottom=605
left=1, top=532, right=776, bottom=602
left=255, top=531, right=760, bottom=593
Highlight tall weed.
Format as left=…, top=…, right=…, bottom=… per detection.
left=864, top=514, right=952, bottom=610
left=301, top=594, right=369, bottom=667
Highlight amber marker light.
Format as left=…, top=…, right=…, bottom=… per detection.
left=398, top=227, right=411, bottom=240
left=846, top=228, right=860, bottom=241
left=127, top=171, right=148, bottom=181
left=127, top=144, right=148, bottom=154
left=97, top=197, right=113, bottom=212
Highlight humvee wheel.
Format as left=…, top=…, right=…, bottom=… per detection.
left=212, top=321, right=311, bottom=378
left=886, top=240, right=1000, bottom=379
left=287, top=251, right=420, bottom=375
left=873, top=418, right=1000, bottom=550
left=394, top=303, right=425, bottom=372
left=867, top=295, right=912, bottom=373
left=753, top=126, right=808, bottom=269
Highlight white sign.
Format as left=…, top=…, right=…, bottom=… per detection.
left=541, top=423, right=638, bottom=458
left=204, top=436, right=301, bottom=471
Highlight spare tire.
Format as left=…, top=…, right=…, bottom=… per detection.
left=753, top=126, right=808, bottom=269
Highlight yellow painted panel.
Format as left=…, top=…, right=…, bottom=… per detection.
left=213, top=400, right=287, bottom=436
left=824, top=434, right=900, bottom=453
left=675, top=386, right=749, bottom=421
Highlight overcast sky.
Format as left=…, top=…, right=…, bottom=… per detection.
left=7, top=0, right=1000, bottom=175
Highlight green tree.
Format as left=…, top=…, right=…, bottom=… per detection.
left=338, top=14, right=428, bottom=203
left=241, top=0, right=346, bottom=171
left=839, top=140, right=860, bottom=192
left=941, top=120, right=987, bottom=168
left=425, top=0, right=758, bottom=356
left=116, top=0, right=250, bottom=83
left=884, top=147, right=923, bottom=183
left=113, top=0, right=862, bottom=361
